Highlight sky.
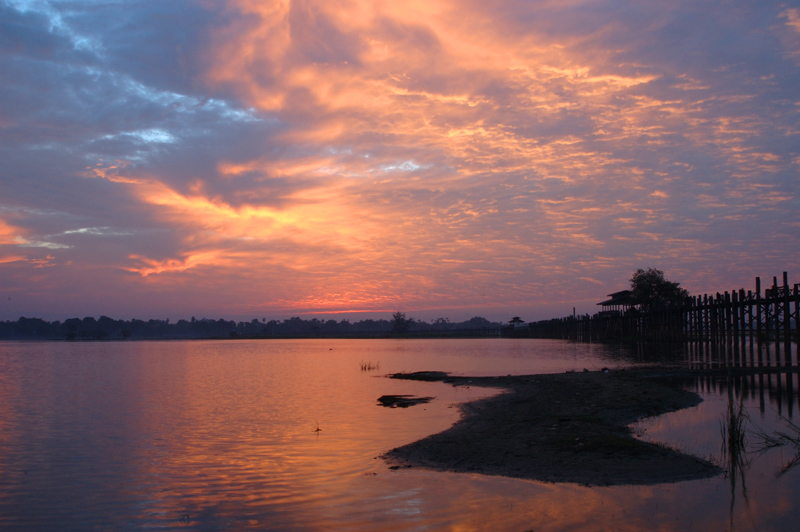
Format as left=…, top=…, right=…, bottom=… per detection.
left=1, top=0, right=799, bottom=323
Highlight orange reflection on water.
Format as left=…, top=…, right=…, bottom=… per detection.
left=85, top=340, right=502, bottom=529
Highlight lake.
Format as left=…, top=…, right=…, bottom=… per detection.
left=0, top=338, right=798, bottom=531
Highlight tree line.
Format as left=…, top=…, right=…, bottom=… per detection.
left=0, top=314, right=503, bottom=341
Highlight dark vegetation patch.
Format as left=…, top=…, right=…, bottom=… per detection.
left=377, top=395, right=435, bottom=408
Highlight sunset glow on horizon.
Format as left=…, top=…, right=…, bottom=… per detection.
left=1, top=0, right=799, bottom=322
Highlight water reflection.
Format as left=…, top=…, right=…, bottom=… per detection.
left=0, top=339, right=798, bottom=531
left=0, top=340, right=505, bottom=530
left=633, top=361, right=800, bottom=532
left=625, top=339, right=800, bottom=419
left=692, top=371, right=800, bottom=419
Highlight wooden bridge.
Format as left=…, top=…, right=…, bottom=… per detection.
left=528, top=272, right=800, bottom=366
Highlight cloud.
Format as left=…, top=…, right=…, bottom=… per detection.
left=1, top=0, right=798, bottom=321
left=0, top=217, right=25, bottom=246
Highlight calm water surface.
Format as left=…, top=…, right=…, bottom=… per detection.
left=0, top=339, right=798, bottom=531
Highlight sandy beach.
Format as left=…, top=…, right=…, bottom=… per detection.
left=382, top=369, right=722, bottom=486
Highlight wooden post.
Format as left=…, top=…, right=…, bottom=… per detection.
left=685, top=298, right=690, bottom=341
left=748, top=289, right=754, bottom=353
left=703, top=295, right=708, bottom=345
left=721, top=292, right=727, bottom=346
left=747, top=290, right=754, bottom=351
left=695, top=295, right=700, bottom=341
left=694, top=296, right=703, bottom=342
left=719, top=292, right=725, bottom=345
left=700, top=295, right=705, bottom=342
left=774, top=276, right=781, bottom=365
left=756, top=277, right=763, bottom=345
left=724, top=291, right=732, bottom=347
left=732, top=290, right=740, bottom=365
left=710, top=294, right=717, bottom=344
left=783, top=272, right=792, bottom=365
left=695, top=295, right=700, bottom=342
left=795, top=283, right=799, bottom=367
left=739, top=288, right=747, bottom=348
left=738, top=290, right=746, bottom=363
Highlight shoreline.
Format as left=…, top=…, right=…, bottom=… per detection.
left=382, top=369, right=722, bottom=486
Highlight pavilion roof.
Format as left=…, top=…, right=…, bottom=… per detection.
left=597, top=290, right=637, bottom=307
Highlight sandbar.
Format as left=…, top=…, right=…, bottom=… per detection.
left=382, top=369, right=722, bottom=486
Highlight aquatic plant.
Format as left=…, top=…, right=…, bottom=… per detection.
left=753, top=413, right=800, bottom=477
left=360, top=360, right=380, bottom=371
left=719, top=386, right=754, bottom=530
left=720, top=396, right=748, bottom=473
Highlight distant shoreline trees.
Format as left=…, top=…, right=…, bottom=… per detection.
left=0, top=314, right=505, bottom=341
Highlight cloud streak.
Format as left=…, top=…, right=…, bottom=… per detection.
left=1, top=0, right=798, bottom=321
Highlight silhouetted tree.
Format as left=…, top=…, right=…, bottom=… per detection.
left=630, top=268, right=689, bottom=309
left=391, top=312, right=413, bottom=335
left=464, top=316, right=493, bottom=328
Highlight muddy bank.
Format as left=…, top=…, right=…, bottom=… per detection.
left=382, top=369, right=721, bottom=486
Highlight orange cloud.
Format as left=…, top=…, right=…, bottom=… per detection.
left=83, top=160, right=139, bottom=184
left=0, top=218, right=23, bottom=245
left=204, top=0, right=660, bottom=181
left=135, top=176, right=386, bottom=251
left=783, top=8, right=800, bottom=33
